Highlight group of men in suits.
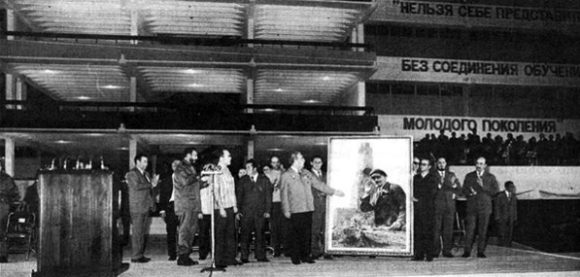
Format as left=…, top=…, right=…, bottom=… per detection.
left=412, top=156, right=517, bottom=261
left=126, top=149, right=342, bottom=267
left=126, top=150, right=517, bottom=266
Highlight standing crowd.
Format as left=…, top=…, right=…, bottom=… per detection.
left=416, top=130, right=580, bottom=166
left=125, top=148, right=344, bottom=268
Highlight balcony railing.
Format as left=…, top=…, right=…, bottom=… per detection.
left=0, top=101, right=377, bottom=132
left=0, top=31, right=373, bottom=52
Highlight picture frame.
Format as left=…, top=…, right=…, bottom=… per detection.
left=325, top=136, right=414, bottom=256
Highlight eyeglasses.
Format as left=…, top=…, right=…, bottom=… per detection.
left=413, top=162, right=419, bottom=165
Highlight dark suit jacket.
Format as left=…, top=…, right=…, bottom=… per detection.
left=125, top=168, right=155, bottom=214
left=462, top=171, right=499, bottom=215
left=360, top=182, right=406, bottom=228
left=310, top=170, right=327, bottom=211
left=413, top=173, right=438, bottom=218
left=434, top=170, right=462, bottom=213
left=236, top=174, right=273, bottom=216
left=173, top=161, right=201, bottom=214
left=158, top=172, right=174, bottom=213
left=494, top=191, right=517, bottom=222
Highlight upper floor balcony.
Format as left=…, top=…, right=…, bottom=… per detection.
left=2, top=0, right=377, bottom=42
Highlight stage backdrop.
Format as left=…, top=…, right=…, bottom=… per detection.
left=325, top=136, right=413, bottom=256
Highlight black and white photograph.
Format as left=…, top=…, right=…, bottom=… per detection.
left=1, top=0, right=580, bottom=277
left=325, top=136, right=413, bottom=256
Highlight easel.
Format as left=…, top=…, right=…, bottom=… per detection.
left=201, top=169, right=226, bottom=273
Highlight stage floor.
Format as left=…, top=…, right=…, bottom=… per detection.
left=2, top=243, right=579, bottom=277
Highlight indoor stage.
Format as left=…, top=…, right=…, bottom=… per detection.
left=2, top=242, right=579, bottom=277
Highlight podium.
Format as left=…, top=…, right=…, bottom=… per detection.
left=33, top=170, right=127, bottom=277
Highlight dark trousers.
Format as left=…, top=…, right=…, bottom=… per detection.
left=198, top=214, right=211, bottom=259
left=130, top=211, right=151, bottom=260
left=0, top=205, right=9, bottom=258
left=433, top=208, right=455, bottom=256
left=214, top=207, right=236, bottom=266
left=177, top=209, right=199, bottom=256
left=163, top=202, right=178, bottom=258
left=497, top=219, right=514, bottom=247
left=311, top=205, right=326, bottom=257
left=270, top=202, right=287, bottom=254
left=240, top=212, right=266, bottom=260
left=464, top=211, right=491, bottom=254
left=289, top=212, right=313, bottom=262
left=414, top=210, right=434, bottom=260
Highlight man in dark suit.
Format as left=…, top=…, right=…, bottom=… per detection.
left=158, top=159, right=181, bottom=261
left=360, top=169, right=406, bottom=231
left=310, top=156, right=332, bottom=260
left=462, top=157, right=499, bottom=258
left=173, top=148, right=202, bottom=266
left=433, top=157, right=461, bottom=258
left=495, top=181, right=517, bottom=247
left=125, top=154, right=159, bottom=263
left=237, top=159, right=272, bottom=263
left=412, top=158, right=438, bottom=262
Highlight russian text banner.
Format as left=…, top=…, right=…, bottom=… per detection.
left=371, top=0, right=580, bottom=34
left=371, top=56, right=580, bottom=87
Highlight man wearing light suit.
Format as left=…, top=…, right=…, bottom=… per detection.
left=433, top=157, right=462, bottom=258
left=125, top=154, right=159, bottom=263
left=462, top=157, right=499, bottom=258
left=281, top=152, right=344, bottom=265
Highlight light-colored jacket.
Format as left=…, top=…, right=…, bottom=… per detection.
left=280, top=168, right=335, bottom=215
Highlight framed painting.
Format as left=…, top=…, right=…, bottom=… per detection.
left=325, top=136, right=413, bottom=256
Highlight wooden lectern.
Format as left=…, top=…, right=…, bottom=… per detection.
left=33, top=170, right=127, bottom=277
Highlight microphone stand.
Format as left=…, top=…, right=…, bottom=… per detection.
left=201, top=170, right=226, bottom=273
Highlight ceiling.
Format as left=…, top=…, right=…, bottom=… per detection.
left=255, top=69, right=362, bottom=105
left=10, top=63, right=130, bottom=101
left=5, top=0, right=375, bottom=42
left=1, top=0, right=377, bottom=105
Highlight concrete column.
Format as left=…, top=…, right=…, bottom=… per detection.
left=351, top=24, right=366, bottom=115
left=130, top=7, right=139, bottom=45
left=4, top=138, right=15, bottom=176
left=129, top=139, right=137, bottom=169
left=5, top=74, right=15, bottom=110
left=356, top=82, right=365, bottom=107
left=6, top=9, right=15, bottom=40
left=130, top=76, right=137, bottom=111
left=350, top=24, right=364, bottom=52
left=246, top=0, right=255, bottom=42
left=15, top=77, right=26, bottom=110
left=247, top=139, right=255, bottom=160
left=246, top=78, right=254, bottom=113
